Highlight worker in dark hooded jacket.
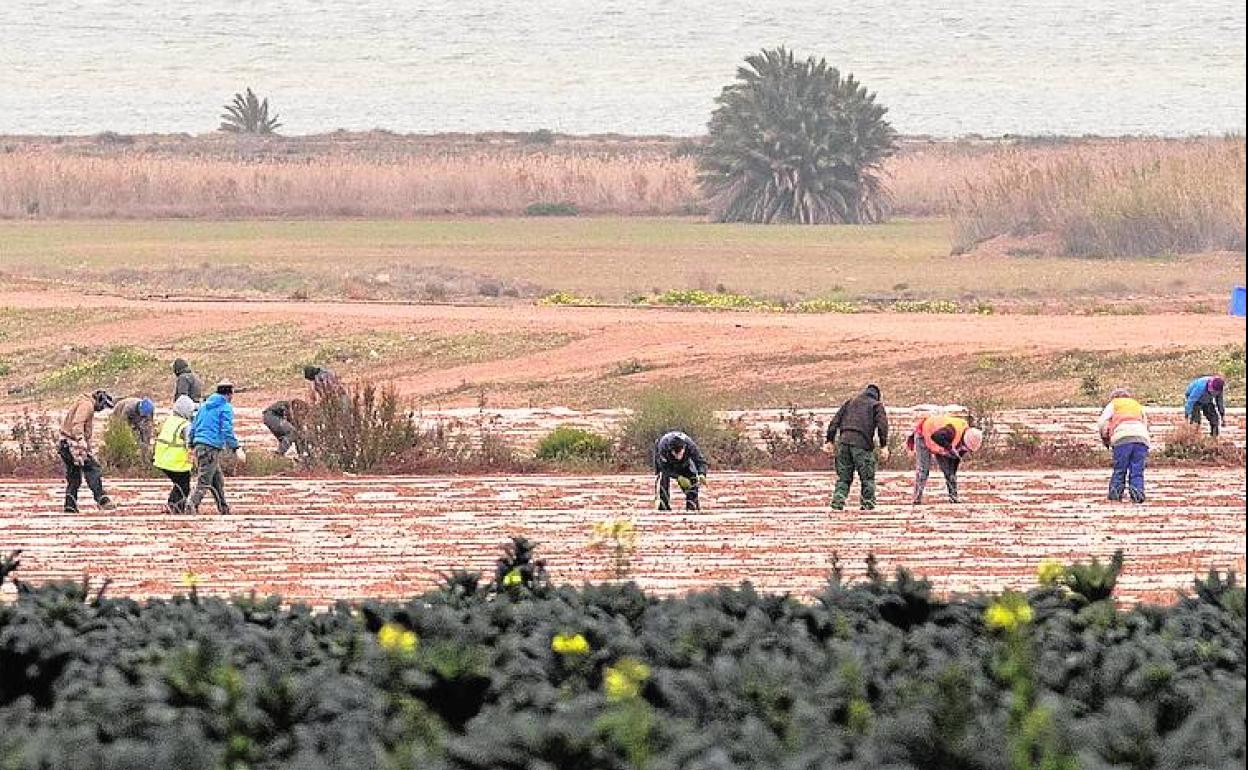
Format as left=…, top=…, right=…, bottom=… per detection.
left=825, top=384, right=890, bottom=511
left=653, top=431, right=708, bottom=511
left=263, top=398, right=310, bottom=461
left=303, top=365, right=346, bottom=403
left=172, top=359, right=204, bottom=403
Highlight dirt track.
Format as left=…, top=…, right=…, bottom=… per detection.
left=3, top=469, right=1243, bottom=606
left=2, top=289, right=1244, bottom=406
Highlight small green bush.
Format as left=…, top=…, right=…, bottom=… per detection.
left=616, top=387, right=757, bottom=467
left=99, top=417, right=144, bottom=474
left=535, top=426, right=613, bottom=463
left=524, top=201, right=579, bottom=216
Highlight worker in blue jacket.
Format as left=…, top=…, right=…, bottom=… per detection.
left=1184, top=375, right=1226, bottom=437
left=187, top=380, right=244, bottom=515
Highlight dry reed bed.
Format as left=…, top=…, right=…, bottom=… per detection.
left=1, top=137, right=1244, bottom=256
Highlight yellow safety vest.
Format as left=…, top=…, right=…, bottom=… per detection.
left=153, top=415, right=192, bottom=472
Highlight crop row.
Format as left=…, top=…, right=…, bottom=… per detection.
left=2, top=406, right=1244, bottom=455
left=2, top=470, right=1243, bottom=607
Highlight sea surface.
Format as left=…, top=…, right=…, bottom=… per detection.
left=1, top=0, right=1244, bottom=136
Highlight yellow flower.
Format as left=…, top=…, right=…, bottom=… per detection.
left=603, top=657, right=651, bottom=701
left=377, top=622, right=419, bottom=654
left=502, top=568, right=524, bottom=587
left=1036, top=559, right=1067, bottom=586
left=551, top=632, right=591, bottom=656
left=180, top=571, right=200, bottom=589
left=984, top=593, right=1034, bottom=632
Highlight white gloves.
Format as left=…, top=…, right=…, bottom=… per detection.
left=235, top=447, right=247, bottom=463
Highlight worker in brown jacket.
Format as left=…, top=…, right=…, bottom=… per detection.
left=58, top=389, right=118, bottom=512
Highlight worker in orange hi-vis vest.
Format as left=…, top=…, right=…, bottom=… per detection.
left=1096, top=387, right=1151, bottom=503
left=905, top=413, right=984, bottom=504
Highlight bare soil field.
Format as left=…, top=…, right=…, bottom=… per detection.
left=0, top=290, right=1242, bottom=409
left=2, top=469, right=1242, bottom=606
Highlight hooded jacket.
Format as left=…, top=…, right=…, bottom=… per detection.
left=653, top=431, right=708, bottom=477
left=1184, top=376, right=1226, bottom=419
left=173, top=359, right=204, bottom=403
left=154, top=396, right=197, bottom=472
left=826, top=385, right=889, bottom=451
left=190, top=393, right=239, bottom=450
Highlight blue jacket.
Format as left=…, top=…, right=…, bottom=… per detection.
left=1184, top=376, right=1225, bottom=417
left=190, top=393, right=239, bottom=450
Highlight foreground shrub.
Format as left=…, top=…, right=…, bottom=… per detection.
left=0, top=547, right=1242, bottom=770
left=535, top=425, right=613, bottom=463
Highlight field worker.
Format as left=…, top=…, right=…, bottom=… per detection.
left=263, top=398, right=310, bottom=460
left=172, top=358, right=204, bottom=403
left=303, top=365, right=345, bottom=402
left=153, top=396, right=196, bottom=513
left=906, top=413, right=984, bottom=504
left=187, top=380, right=245, bottom=516
left=57, top=389, right=118, bottom=512
left=653, top=430, right=708, bottom=511
left=825, top=384, right=889, bottom=511
left=111, top=396, right=156, bottom=458
left=1184, top=375, right=1226, bottom=437
left=1097, top=388, right=1150, bottom=503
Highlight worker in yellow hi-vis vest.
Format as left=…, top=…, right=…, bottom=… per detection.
left=153, top=396, right=196, bottom=514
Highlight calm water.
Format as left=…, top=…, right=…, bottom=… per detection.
left=1, top=0, right=1244, bottom=136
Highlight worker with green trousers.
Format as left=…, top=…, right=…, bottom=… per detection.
left=825, top=384, right=890, bottom=510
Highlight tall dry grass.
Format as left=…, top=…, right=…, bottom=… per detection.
left=0, top=149, right=699, bottom=218
left=2, top=134, right=1244, bottom=260
left=947, top=138, right=1246, bottom=256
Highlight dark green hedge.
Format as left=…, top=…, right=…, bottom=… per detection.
left=0, top=544, right=1243, bottom=770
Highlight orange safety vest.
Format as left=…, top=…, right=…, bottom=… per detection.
left=1104, top=397, right=1145, bottom=438
left=921, top=414, right=968, bottom=455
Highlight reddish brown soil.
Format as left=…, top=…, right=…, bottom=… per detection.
left=2, top=470, right=1242, bottom=606
left=2, top=289, right=1243, bottom=407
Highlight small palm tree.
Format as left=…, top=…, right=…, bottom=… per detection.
left=219, top=88, right=281, bottom=135
left=699, top=47, right=897, bottom=224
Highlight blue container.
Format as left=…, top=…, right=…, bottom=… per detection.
left=1232, top=286, right=1247, bottom=317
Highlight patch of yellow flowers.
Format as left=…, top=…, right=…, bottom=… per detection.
left=603, top=657, right=651, bottom=701
left=1036, top=558, right=1067, bottom=586
left=502, top=568, right=524, bottom=588
left=984, top=592, right=1034, bottom=633
left=551, top=632, right=591, bottom=656
left=377, top=622, right=419, bottom=654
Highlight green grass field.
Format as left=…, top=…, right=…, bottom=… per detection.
left=2, top=218, right=1240, bottom=304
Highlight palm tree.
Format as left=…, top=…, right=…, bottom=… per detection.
left=219, top=88, right=281, bottom=135
left=699, top=47, right=897, bottom=224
